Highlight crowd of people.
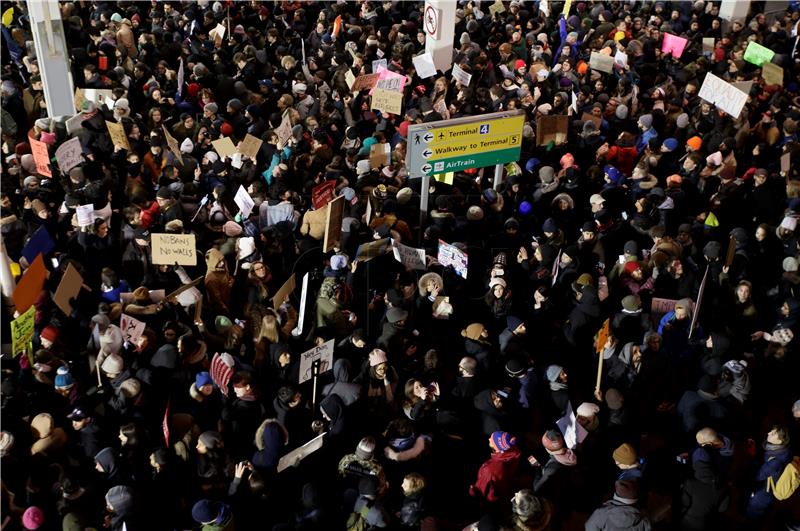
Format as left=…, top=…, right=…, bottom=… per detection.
left=2, top=0, right=800, bottom=530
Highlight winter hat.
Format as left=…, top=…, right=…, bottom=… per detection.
left=41, top=326, right=59, bottom=343
left=467, top=206, right=484, bottom=221
left=386, top=307, right=408, bottom=324
left=613, top=443, right=638, bottom=465
left=662, top=138, right=678, bottom=152
left=624, top=261, right=641, bottom=275
left=505, top=358, right=526, bottom=377
left=676, top=113, right=690, bottom=129
left=191, top=500, right=219, bottom=524
left=546, top=365, right=563, bottom=382
left=539, top=166, right=555, bottom=184
left=686, top=136, right=702, bottom=151
left=196, top=372, right=213, bottom=388
left=637, top=114, right=653, bottom=129
left=519, top=201, right=533, bottom=216
left=542, top=218, right=558, bottom=233
left=614, top=479, right=639, bottom=501
left=101, top=353, right=124, bottom=375
left=604, top=165, right=623, bottom=184
left=22, top=507, right=44, bottom=530
left=462, top=323, right=486, bottom=341
left=490, top=431, right=516, bottom=452
left=623, top=241, right=639, bottom=255
left=330, top=253, right=348, bottom=271
left=369, top=349, right=388, bottom=366
left=355, top=436, right=376, bottom=459
left=180, top=138, right=194, bottom=154
left=119, top=378, right=141, bottom=398
left=507, top=315, right=524, bottom=332
left=605, top=388, right=624, bottom=410
left=615, top=104, right=629, bottom=120
left=198, top=431, right=223, bottom=450
left=0, top=432, right=14, bottom=457
left=783, top=257, right=799, bottom=272
left=621, top=295, right=641, bottom=312
left=577, top=402, right=600, bottom=418
left=541, top=430, right=565, bottom=452
left=54, top=366, right=74, bottom=389
left=703, top=241, right=721, bottom=259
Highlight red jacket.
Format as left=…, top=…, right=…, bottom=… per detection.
left=138, top=201, right=161, bottom=230
left=470, top=447, right=522, bottom=503
left=607, top=144, right=639, bottom=177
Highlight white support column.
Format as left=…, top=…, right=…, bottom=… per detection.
left=27, top=0, right=76, bottom=118
left=424, top=0, right=456, bottom=73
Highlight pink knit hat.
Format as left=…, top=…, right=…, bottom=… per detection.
left=368, top=349, right=388, bottom=367
left=22, top=507, right=44, bottom=530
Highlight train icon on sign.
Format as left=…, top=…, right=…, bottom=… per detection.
left=480, top=124, right=490, bottom=134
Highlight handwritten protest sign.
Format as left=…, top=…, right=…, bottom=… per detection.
left=438, top=240, right=468, bottom=279
left=702, top=38, right=715, bottom=54
left=106, top=120, right=130, bottom=151
left=82, top=88, right=114, bottom=108
left=372, top=58, right=387, bottom=72
left=452, top=64, right=472, bottom=86
left=369, top=143, right=391, bottom=169
left=162, top=126, right=183, bottom=165
left=698, top=73, right=748, bottom=118
left=489, top=0, right=506, bottom=16
left=10, top=305, right=36, bottom=357
left=371, top=88, right=403, bottom=115
left=239, top=134, right=263, bottom=160
left=54, top=137, right=83, bottom=173
left=614, top=50, right=628, bottom=68
left=372, top=68, right=406, bottom=94
left=298, top=339, right=334, bottom=384
left=323, top=195, right=345, bottom=252
left=312, top=180, right=337, bottom=210
left=536, top=115, right=569, bottom=146
left=355, top=238, right=391, bottom=262
left=234, top=185, right=255, bottom=219
left=351, top=73, right=381, bottom=92
left=212, top=137, right=237, bottom=159
left=651, top=297, right=679, bottom=315
left=209, top=23, right=225, bottom=46
left=65, top=114, right=86, bottom=135
left=76, top=204, right=94, bottom=227
left=392, top=239, right=427, bottom=270
left=272, top=273, right=296, bottom=311
left=661, top=33, right=688, bottom=58
left=151, top=233, right=197, bottom=266
left=275, top=118, right=293, bottom=146
left=345, top=70, right=356, bottom=90
left=12, top=254, right=46, bottom=313
left=743, top=41, right=775, bottom=66
left=54, top=263, right=83, bottom=315
left=412, top=52, right=437, bottom=79
left=120, top=314, right=146, bottom=343
left=589, top=52, right=614, bottom=73
left=28, top=136, right=51, bottom=177
left=762, top=62, right=783, bottom=86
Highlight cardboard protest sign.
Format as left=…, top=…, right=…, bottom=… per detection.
left=452, top=64, right=472, bottom=86
left=211, top=137, right=237, bottom=159
left=369, top=143, right=391, bottom=169
left=10, top=305, right=36, bottom=357
left=345, top=70, right=356, bottom=90
left=589, top=51, right=614, bottom=73
left=272, top=273, right=296, bottom=311
left=392, top=239, right=427, bottom=270
left=298, top=339, right=334, bottom=384
left=312, top=180, right=337, bottom=210
left=53, top=263, right=83, bottom=315
left=743, top=42, right=775, bottom=66
left=106, top=120, right=130, bottom=151
left=371, top=88, right=403, bottom=115
left=651, top=297, right=679, bottom=315
left=275, top=118, right=293, bottom=146
left=762, top=62, right=783, bottom=86
left=277, top=432, right=325, bottom=473
left=438, top=240, right=468, bottom=279
left=371, top=58, right=387, bottom=72
left=489, top=0, right=506, bottom=15
left=536, top=115, right=569, bottom=146
left=702, top=38, right=715, bottom=54
left=119, top=289, right=165, bottom=304
left=698, top=73, right=748, bottom=118
left=150, top=233, right=197, bottom=266
left=351, top=73, right=381, bottom=92
left=355, top=238, right=390, bottom=262
left=582, top=112, right=601, bottom=129
left=412, top=52, right=437, bottom=79
left=28, top=136, right=51, bottom=177
left=323, top=195, right=345, bottom=252
left=239, top=133, right=263, bottom=160
left=120, top=314, right=146, bottom=343
left=22, top=226, right=54, bottom=264
left=12, top=254, right=46, bottom=313
left=162, top=126, right=183, bottom=165
left=209, top=23, right=225, bottom=46
left=54, top=137, right=83, bottom=173
left=782, top=153, right=791, bottom=174
left=76, top=204, right=94, bottom=227
left=661, top=33, right=688, bottom=58
left=234, top=185, right=255, bottom=219
left=595, top=318, right=610, bottom=354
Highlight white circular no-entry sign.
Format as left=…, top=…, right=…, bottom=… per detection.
left=424, top=5, right=439, bottom=37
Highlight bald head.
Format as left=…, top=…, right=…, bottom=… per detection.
left=458, top=357, right=477, bottom=376
left=696, top=427, right=721, bottom=447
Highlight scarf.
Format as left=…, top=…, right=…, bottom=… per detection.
left=549, top=381, right=568, bottom=391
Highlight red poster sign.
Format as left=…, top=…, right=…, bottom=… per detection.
left=312, top=180, right=337, bottom=210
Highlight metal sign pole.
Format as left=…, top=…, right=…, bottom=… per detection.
left=311, top=359, right=321, bottom=415
left=493, top=164, right=503, bottom=190
left=419, top=174, right=431, bottom=243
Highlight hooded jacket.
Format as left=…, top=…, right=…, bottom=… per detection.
left=252, top=419, right=286, bottom=473
left=585, top=498, right=652, bottom=531
left=321, top=359, right=362, bottom=406
left=204, top=249, right=232, bottom=315
left=564, top=286, right=602, bottom=346
left=678, top=459, right=730, bottom=531
left=30, top=413, right=68, bottom=456
left=470, top=446, right=522, bottom=504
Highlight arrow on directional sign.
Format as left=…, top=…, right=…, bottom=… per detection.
left=421, top=163, right=432, bottom=174
left=423, top=132, right=434, bottom=142
left=422, top=148, right=433, bottom=158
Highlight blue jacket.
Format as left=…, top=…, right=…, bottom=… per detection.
left=745, top=444, right=792, bottom=519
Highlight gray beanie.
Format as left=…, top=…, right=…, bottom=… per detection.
left=783, top=257, right=799, bottom=272
left=460, top=32, right=470, bottom=45
left=546, top=364, right=563, bottom=382
left=616, top=104, right=629, bottom=120
left=539, top=166, right=555, bottom=184
left=638, top=114, right=653, bottom=129
left=676, top=113, right=690, bottom=129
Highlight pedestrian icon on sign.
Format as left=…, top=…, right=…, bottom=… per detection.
left=415, top=134, right=421, bottom=145
left=480, top=124, right=490, bottom=134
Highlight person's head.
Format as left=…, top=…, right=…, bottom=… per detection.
left=231, top=371, right=254, bottom=398
left=458, top=357, right=477, bottom=377
left=118, top=423, right=140, bottom=447
left=512, top=489, right=545, bottom=522
left=401, top=473, right=425, bottom=496
left=767, top=425, right=789, bottom=446
left=736, top=281, right=752, bottom=303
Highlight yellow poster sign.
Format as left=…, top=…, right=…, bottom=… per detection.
left=11, top=306, right=36, bottom=357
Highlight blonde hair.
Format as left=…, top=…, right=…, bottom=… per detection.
left=403, top=472, right=426, bottom=495
left=256, top=313, right=280, bottom=344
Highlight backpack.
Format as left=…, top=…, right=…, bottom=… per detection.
left=768, top=456, right=800, bottom=501
left=345, top=503, right=371, bottom=531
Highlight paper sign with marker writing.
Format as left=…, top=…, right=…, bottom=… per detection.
left=212, top=137, right=237, bottom=159
left=351, top=73, right=381, bottom=92
left=703, top=38, right=715, bottom=54
left=29, top=136, right=51, bottom=177
left=234, top=185, right=255, bottom=219
left=373, top=69, right=406, bottom=94
left=162, top=126, right=183, bottom=165
left=743, top=42, right=775, bottom=66
left=412, top=52, right=437, bottom=79
left=391, top=239, right=427, bottom=270
left=345, top=70, right=356, bottom=89
left=10, top=305, right=36, bottom=357
left=54, top=263, right=83, bottom=315
left=120, top=314, right=146, bottom=343
left=76, top=204, right=94, bottom=227
left=371, top=88, right=403, bottom=115
left=275, top=118, right=293, bottom=145
left=106, top=121, right=130, bottom=151
left=614, top=50, right=628, bottom=67
left=312, top=180, right=337, bottom=210
left=65, top=114, right=86, bottom=135
left=209, top=23, right=225, bottom=46
left=452, top=64, right=472, bottom=86
left=151, top=233, right=197, bottom=266
left=589, top=52, right=614, bottom=73
left=489, top=0, right=505, bottom=16
left=54, top=137, right=83, bottom=173
left=298, top=339, right=334, bottom=384
left=698, top=73, right=748, bottom=118
left=438, top=240, right=468, bottom=279
left=239, top=134, right=263, bottom=160
left=662, top=33, right=688, bottom=58
left=372, top=58, right=387, bottom=72
left=762, top=62, right=783, bottom=86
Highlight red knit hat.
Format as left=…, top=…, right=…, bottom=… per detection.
left=40, top=326, right=59, bottom=343
left=220, top=122, right=234, bottom=137
left=624, top=261, right=641, bottom=275
left=542, top=430, right=565, bottom=452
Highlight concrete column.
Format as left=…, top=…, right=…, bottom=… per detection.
left=424, top=0, right=456, bottom=73
left=27, top=1, right=76, bottom=117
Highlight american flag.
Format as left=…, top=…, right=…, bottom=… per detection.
left=210, top=352, right=234, bottom=397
